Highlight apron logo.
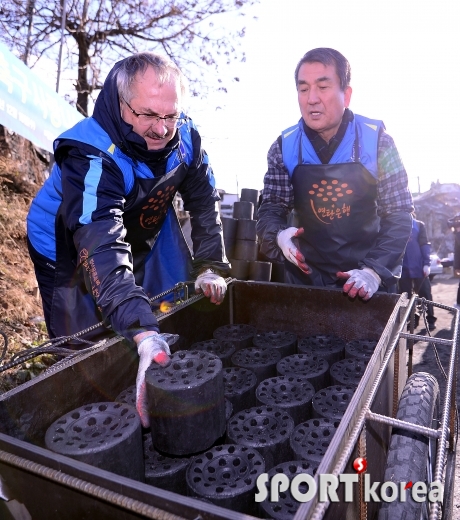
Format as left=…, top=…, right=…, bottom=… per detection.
left=140, top=185, right=175, bottom=229
left=308, top=179, right=353, bottom=224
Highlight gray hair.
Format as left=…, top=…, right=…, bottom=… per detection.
left=115, top=52, right=187, bottom=105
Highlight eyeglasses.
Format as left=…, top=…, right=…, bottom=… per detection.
left=122, top=98, right=186, bottom=128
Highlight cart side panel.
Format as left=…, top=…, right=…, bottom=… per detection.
left=0, top=461, right=143, bottom=520
left=0, top=282, right=407, bottom=520
left=0, top=341, right=138, bottom=444
left=0, top=434, right=254, bottom=520
left=158, top=294, right=230, bottom=350
left=231, top=281, right=400, bottom=341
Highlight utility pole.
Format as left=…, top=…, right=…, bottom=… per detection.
left=56, top=0, right=67, bottom=93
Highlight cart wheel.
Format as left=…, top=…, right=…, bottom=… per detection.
left=378, top=372, right=439, bottom=520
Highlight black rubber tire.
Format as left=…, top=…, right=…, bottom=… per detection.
left=378, top=372, right=439, bottom=520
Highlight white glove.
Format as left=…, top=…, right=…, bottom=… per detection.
left=195, top=268, right=227, bottom=304
left=276, top=227, right=311, bottom=274
left=336, top=267, right=381, bottom=301
left=423, top=265, right=430, bottom=277
left=135, top=332, right=178, bottom=428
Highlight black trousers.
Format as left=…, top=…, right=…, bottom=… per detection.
left=398, top=276, right=436, bottom=325
left=27, top=237, right=56, bottom=337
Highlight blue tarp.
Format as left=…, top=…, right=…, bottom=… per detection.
left=0, top=42, right=83, bottom=153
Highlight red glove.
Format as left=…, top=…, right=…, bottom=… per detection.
left=134, top=332, right=178, bottom=427
left=276, top=227, right=311, bottom=274
left=195, top=268, right=227, bottom=304
left=336, top=268, right=381, bottom=301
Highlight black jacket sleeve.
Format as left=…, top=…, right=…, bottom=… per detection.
left=256, top=202, right=289, bottom=263
left=358, top=131, right=414, bottom=287
left=256, top=139, right=293, bottom=263
left=359, top=211, right=412, bottom=286
left=60, top=143, right=159, bottom=342
left=178, top=126, right=230, bottom=277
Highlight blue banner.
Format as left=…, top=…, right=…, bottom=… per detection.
left=0, top=42, right=83, bottom=153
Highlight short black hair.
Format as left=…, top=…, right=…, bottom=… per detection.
left=295, top=48, right=351, bottom=91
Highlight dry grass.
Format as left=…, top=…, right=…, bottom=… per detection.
left=0, top=156, right=48, bottom=392
left=0, top=193, right=40, bottom=319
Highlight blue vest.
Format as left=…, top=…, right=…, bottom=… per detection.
left=27, top=116, right=194, bottom=260
left=281, top=114, right=383, bottom=179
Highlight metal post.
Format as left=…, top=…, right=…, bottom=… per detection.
left=56, top=0, right=67, bottom=93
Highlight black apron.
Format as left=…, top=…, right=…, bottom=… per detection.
left=285, top=139, right=380, bottom=287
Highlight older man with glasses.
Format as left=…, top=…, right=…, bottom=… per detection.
left=27, top=52, right=229, bottom=426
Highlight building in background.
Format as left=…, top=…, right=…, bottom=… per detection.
left=414, top=182, right=460, bottom=259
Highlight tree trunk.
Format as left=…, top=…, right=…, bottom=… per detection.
left=75, top=33, right=91, bottom=116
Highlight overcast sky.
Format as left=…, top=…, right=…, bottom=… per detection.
left=188, top=0, right=460, bottom=195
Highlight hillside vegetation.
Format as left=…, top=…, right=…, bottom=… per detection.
left=0, top=154, right=49, bottom=392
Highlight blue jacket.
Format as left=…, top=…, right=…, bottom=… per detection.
left=402, top=219, right=431, bottom=278
left=27, top=116, right=196, bottom=261
left=27, top=60, right=229, bottom=342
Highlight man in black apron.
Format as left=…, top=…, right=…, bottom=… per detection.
left=27, top=53, right=229, bottom=426
left=257, top=48, right=413, bottom=300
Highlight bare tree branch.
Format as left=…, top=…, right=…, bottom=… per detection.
left=0, top=0, right=257, bottom=114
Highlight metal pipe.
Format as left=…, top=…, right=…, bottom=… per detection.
left=366, top=411, right=441, bottom=439
left=56, top=0, right=67, bottom=93
left=429, top=308, right=459, bottom=520
left=357, top=425, right=367, bottom=520
left=407, top=303, right=414, bottom=376
left=399, top=333, right=453, bottom=346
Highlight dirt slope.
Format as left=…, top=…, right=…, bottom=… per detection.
left=0, top=157, right=48, bottom=392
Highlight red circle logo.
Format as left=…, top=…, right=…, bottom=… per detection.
left=353, top=457, right=367, bottom=474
